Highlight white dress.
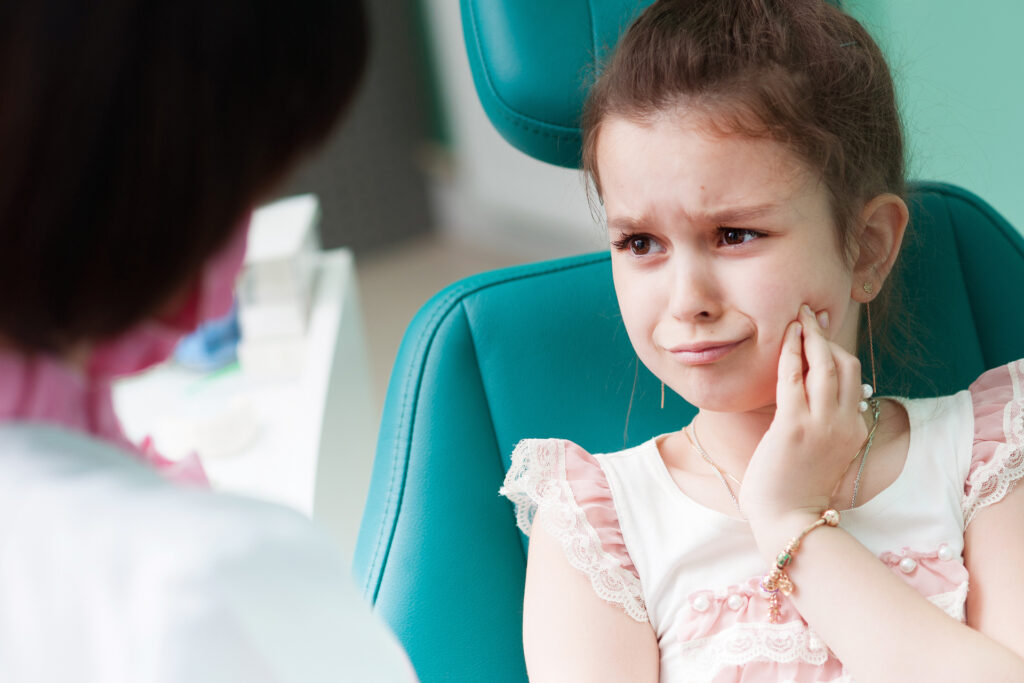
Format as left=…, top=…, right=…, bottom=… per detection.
left=0, top=423, right=415, bottom=683
left=502, top=359, right=1024, bottom=682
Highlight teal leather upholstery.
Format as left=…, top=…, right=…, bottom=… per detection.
left=461, top=0, right=654, bottom=167
left=462, top=0, right=840, bottom=168
left=354, top=181, right=1024, bottom=681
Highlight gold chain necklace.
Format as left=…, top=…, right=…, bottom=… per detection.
left=685, top=398, right=882, bottom=519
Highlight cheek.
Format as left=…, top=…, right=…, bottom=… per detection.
left=738, top=260, right=851, bottom=343
left=727, top=260, right=803, bottom=337
left=750, top=281, right=802, bottom=329
left=612, top=265, right=663, bottom=352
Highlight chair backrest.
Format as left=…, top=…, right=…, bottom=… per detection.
left=355, top=2, right=1024, bottom=681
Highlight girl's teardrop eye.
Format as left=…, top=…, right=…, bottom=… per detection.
left=629, top=236, right=651, bottom=255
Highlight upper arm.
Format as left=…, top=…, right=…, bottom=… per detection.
left=523, top=521, right=659, bottom=683
left=964, top=482, right=1024, bottom=658
left=963, top=359, right=1024, bottom=658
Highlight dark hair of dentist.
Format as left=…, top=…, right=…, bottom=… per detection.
left=0, top=0, right=362, bottom=353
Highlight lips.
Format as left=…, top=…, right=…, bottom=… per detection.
left=667, top=338, right=747, bottom=365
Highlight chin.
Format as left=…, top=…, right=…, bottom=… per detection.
left=667, top=371, right=776, bottom=414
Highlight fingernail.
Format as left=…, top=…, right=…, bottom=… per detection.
left=801, top=304, right=813, bottom=317
left=816, top=311, right=829, bottom=329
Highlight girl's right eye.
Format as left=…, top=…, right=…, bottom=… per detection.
left=611, top=234, right=662, bottom=257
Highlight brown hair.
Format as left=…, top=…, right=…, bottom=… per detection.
left=0, top=0, right=367, bottom=354
left=582, top=0, right=908, bottom=368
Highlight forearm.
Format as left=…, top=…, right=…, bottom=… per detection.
left=751, top=513, right=1024, bottom=681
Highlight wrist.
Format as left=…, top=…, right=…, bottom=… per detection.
left=751, top=508, right=843, bottom=623
left=748, top=507, right=829, bottom=562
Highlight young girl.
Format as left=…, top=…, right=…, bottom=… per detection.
left=0, top=1, right=413, bottom=680
left=501, top=1, right=1024, bottom=680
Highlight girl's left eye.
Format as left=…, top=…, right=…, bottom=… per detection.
left=717, top=228, right=762, bottom=246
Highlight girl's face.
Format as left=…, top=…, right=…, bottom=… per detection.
left=597, top=112, right=861, bottom=414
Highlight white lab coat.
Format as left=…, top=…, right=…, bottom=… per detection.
left=0, top=424, right=415, bottom=682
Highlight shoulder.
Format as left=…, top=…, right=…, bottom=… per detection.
left=501, top=437, right=649, bottom=622
left=963, top=359, right=1024, bottom=525
left=501, top=438, right=608, bottom=534
left=505, top=437, right=651, bottom=478
left=959, top=361, right=1024, bottom=646
left=0, top=424, right=413, bottom=682
left=968, top=358, right=1023, bottom=410
left=894, top=360, right=1024, bottom=525
left=0, top=422, right=339, bottom=613
left=501, top=437, right=652, bottom=522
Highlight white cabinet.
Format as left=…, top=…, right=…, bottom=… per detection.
left=114, top=249, right=375, bottom=559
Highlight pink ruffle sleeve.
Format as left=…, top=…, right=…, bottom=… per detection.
left=500, top=438, right=647, bottom=622
left=964, top=359, right=1024, bottom=526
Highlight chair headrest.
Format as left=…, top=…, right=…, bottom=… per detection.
left=461, top=0, right=653, bottom=168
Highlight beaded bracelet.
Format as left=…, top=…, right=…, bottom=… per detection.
left=760, top=508, right=841, bottom=623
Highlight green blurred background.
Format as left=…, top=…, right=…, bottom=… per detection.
left=848, top=0, right=1024, bottom=235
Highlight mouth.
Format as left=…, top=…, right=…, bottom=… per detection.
left=667, top=338, right=747, bottom=365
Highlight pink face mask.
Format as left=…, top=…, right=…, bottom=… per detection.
left=0, top=215, right=251, bottom=487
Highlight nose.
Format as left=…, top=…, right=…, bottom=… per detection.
left=667, top=250, right=722, bottom=322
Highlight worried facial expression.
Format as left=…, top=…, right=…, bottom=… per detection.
left=597, top=112, right=861, bottom=413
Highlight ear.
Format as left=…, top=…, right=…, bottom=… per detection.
left=851, top=193, right=908, bottom=303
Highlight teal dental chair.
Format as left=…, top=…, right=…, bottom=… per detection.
left=353, top=1, right=1024, bottom=681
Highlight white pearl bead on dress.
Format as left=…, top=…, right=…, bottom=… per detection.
left=727, top=594, right=744, bottom=611
left=692, top=595, right=710, bottom=612
left=938, top=545, right=955, bottom=562
left=899, top=557, right=918, bottom=573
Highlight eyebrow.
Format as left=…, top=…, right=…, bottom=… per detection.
left=606, top=203, right=783, bottom=231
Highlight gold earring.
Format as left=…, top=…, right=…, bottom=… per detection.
left=862, top=281, right=873, bottom=294
left=660, top=381, right=665, bottom=410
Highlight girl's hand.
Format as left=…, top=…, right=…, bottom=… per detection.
left=739, top=305, right=868, bottom=528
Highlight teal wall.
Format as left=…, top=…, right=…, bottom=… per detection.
left=846, top=1, right=1024, bottom=235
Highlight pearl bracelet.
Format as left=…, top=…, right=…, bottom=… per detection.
left=760, top=509, right=841, bottom=623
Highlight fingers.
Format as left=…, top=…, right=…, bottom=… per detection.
left=798, top=304, right=863, bottom=416
left=799, top=305, right=839, bottom=415
left=775, top=319, right=807, bottom=417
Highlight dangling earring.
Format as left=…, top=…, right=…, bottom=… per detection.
left=865, top=300, right=877, bottom=391
left=858, top=297, right=879, bottom=412
left=660, top=381, right=665, bottom=410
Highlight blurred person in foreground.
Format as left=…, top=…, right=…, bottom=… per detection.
left=0, top=1, right=415, bottom=680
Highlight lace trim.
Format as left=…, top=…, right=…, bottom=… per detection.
left=500, top=439, right=649, bottom=623
left=927, top=581, right=968, bottom=623
left=668, top=584, right=963, bottom=682
left=963, top=360, right=1024, bottom=526
left=675, top=621, right=832, bottom=676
